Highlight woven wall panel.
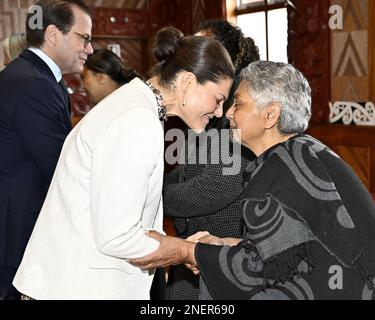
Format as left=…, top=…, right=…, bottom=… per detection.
left=331, top=0, right=369, bottom=102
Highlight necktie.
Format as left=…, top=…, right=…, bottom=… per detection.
left=59, top=79, right=72, bottom=114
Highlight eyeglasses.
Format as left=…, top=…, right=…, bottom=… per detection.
left=73, top=31, right=92, bottom=48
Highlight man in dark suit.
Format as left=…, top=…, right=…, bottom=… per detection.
left=0, top=0, right=93, bottom=300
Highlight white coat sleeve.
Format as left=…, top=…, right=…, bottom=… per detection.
left=91, top=107, right=163, bottom=259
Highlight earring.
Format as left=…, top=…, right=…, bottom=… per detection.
left=182, top=94, right=186, bottom=107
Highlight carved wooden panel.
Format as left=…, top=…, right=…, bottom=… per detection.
left=288, top=0, right=331, bottom=124
left=92, top=38, right=149, bottom=75
left=62, top=74, right=91, bottom=126
left=92, top=8, right=150, bottom=37
left=85, top=0, right=149, bottom=9
left=331, top=0, right=368, bottom=102
left=370, top=0, right=375, bottom=103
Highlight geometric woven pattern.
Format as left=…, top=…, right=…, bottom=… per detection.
left=331, top=0, right=369, bottom=101
left=333, top=32, right=367, bottom=77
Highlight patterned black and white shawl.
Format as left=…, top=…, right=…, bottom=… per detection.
left=196, top=135, right=375, bottom=300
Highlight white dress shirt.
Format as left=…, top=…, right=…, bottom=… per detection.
left=28, top=48, right=62, bottom=82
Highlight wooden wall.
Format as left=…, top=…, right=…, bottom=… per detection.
left=307, top=124, right=375, bottom=193
left=288, top=0, right=331, bottom=124
left=370, top=0, right=375, bottom=103
left=288, top=0, right=374, bottom=193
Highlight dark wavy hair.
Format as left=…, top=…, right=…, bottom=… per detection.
left=152, top=26, right=234, bottom=88
left=196, top=19, right=259, bottom=73
left=196, top=19, right=260, bottom=129
left=85, top=49, right=138, bottom=85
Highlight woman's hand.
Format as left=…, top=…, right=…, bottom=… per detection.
left=128, top=230, right=197, bottom=271
left=187, top=232, right=242, bottom=247
left=186, top=231, right=210, bottom=243
left=187, top=231, right=225, bottom=246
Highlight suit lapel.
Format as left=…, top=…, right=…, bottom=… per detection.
left=19, top=49, right=57, bottom=82
left=59, top=79, right=72, bottom=115
left=20, top=50, right=72, bottom=127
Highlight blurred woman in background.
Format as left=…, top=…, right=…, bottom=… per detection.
left=3, top=33, right=27, bottom=66
left=82, top=48, right=138, bottom=105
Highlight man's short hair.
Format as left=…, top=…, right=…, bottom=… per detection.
left=26, top=0, right=92, bottom=48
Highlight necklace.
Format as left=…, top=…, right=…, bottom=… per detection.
left=145, top=81, right=168, bottom=122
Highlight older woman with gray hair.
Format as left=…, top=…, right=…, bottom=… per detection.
left=130, top=61, right=375, bottom=300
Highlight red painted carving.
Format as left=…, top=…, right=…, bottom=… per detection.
left=92, top=8, right=151, bottom=37
left=288, top=0, right=331, bottom=124
left=63, top=74, right=92, bottom=118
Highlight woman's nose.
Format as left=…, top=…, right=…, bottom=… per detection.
left=214, top=104, right=223, bottom=118
left=226, top=105, right=234, bottom=120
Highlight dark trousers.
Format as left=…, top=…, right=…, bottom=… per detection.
left=150, top=268, right=166, bottom=300
left=0, top=268, right=21, bottom=300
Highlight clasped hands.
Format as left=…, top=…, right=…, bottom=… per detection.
left=128, top=230, right=225, bottom=275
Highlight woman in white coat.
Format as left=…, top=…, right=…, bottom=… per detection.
left=12, top=27, right=234, bottom=300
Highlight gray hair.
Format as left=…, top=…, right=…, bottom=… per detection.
left=240, top=61, right=312, bottom=134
